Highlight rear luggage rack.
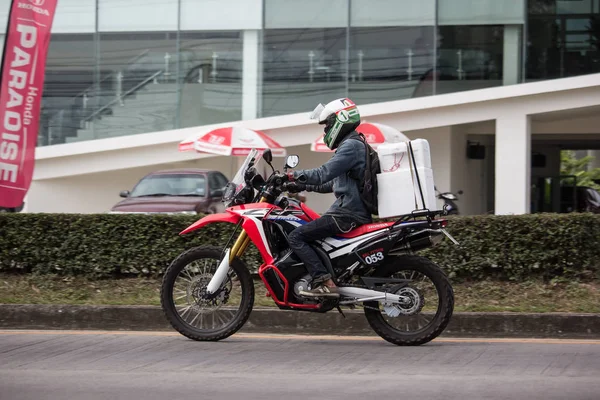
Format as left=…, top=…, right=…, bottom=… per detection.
left=387, top=205, right=458, bottom=246
left=390, top=204, right=450, bottom=228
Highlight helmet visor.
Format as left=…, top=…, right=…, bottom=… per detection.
left=309, top=103, right=325, bottom=121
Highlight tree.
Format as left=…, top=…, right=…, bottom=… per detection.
left=560, top=150, right=600, bottom=190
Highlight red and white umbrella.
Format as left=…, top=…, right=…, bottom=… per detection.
left=310, top=122, right=409, bottom=152
left=179, top=127, right=287, bottom=157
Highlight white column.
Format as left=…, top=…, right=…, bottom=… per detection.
left=503, top=25, right=522, bottom=86
left=242, top=30, right=262, bottom=120
left=495, top=113, right=531, bottom=214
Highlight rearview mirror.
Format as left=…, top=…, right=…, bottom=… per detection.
left=262, top=149, right=273, bottom=164
left=119, top=190, right=130, bottom=198
left=210, top=189, right=224, bottom=198
left=285, top=155, right=299, bottom=169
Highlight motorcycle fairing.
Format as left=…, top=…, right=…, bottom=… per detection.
left=179, top=212, right=241, bottom=235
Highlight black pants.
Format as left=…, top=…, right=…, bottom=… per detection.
left=288, top=214, right=359, bottom=285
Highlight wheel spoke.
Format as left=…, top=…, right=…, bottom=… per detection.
left=371, top=265, right=446, bottom=338
left=189, top=311, right=201, bottom=327
left=165, top=250, right=251, bottom=337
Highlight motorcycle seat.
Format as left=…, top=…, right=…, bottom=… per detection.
left=337, top=221, right=395, bottom=239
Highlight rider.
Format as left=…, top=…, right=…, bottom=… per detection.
left=283, top=98, right=372, bottom=298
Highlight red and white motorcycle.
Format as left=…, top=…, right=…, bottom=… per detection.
left=160, top=148, right=458, bottom=346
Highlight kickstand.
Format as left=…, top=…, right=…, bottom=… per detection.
left=336, top=305, right=346, bottom=318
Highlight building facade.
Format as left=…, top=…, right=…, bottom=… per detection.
left=1, top=0, right=599, bottom=215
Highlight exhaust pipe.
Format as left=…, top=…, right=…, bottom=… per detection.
left=389, top=229, right=444, bottom=255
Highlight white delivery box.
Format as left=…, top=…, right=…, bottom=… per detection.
left=377, top=139, right=431, bottom=173
left=376, top=166, right=439, bottom=218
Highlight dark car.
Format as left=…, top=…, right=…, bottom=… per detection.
left=110, top=169, right=229, bottom=215
left=0, top=202, right=25, bottom=213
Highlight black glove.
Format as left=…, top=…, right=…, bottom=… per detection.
left=271, top=173, right=290, bottom=187
left=283, top=182, right=306, bottom=194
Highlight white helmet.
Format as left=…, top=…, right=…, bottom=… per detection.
left=310, top=98, right=361, bottom=150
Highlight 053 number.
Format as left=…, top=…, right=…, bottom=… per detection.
left=364, top=252, right=384, bottom=265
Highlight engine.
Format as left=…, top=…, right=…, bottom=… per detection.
left=292, top=274, right=313, bottom=298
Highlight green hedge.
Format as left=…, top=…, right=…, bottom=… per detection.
left=0, top=213, right=599, bottom=281
left=421, top=213, right=600, bottom=281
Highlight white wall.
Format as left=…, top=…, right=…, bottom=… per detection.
left=180, top=0, right=262, bottom=30
left=453, top=130, right=490, bottom=215
left=438, top=0, right=525, bottom=25
left=351, top=0, right=435, bottom=27
left=0, top=0, right=96, bottom=33
left=264, top=0, right=348, bottom=29
left=53, top=0, right=96, bottom=33
left=465, top=113, right=600, bottom=135
left=27, top=155, right=235, bottom=213
left=99, top=0, right=178, bottom=32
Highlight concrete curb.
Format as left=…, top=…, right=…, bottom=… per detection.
left=1, top=305, right=599, bottom=338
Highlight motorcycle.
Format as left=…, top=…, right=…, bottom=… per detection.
left=160, top=148, right=458, bottom=346
left=435, top=187, right=462, bottom=215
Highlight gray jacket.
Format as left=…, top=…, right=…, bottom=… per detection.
left=293, top=132, right=372, bottom=223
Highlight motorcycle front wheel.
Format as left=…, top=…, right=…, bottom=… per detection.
left=160, top=245, right=255, bottom=341
left=363, top=255, right=454, bottom=346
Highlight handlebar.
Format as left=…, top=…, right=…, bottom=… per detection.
left=242, top=166, right=289, bottom=204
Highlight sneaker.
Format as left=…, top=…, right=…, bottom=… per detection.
left=299, top=285, right=340, bottom=298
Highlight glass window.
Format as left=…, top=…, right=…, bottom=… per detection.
left=90, top=32, right=179, bottom=140
left=179, top=31, right=243, bottom=128
left=261, top=28, right=347, bottom=117
left=557, top=0, right=597, bottom=15
left=349, top=26, right=435, bottom=101
left=33, top=0, right=600, bottom=148
left=42, top=34, right=95, bottom=146
left=130, top=174, right=207, bottom=197
left=436, top=25, right=505, bottom=93
left=208, top=172, right=229, bottom=193
left=527, top=14, right=600, bottom=81
left=214, top=173, right=229, bottom=188
left=437, top=0, right=525, bottom=93
left=566, top=18, right=592, bottom=31
left=209, top=174, right=218, bottom=190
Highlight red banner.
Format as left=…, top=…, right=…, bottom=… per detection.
left=0, top=0, right=57, bottom=208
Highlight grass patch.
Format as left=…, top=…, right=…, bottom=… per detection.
left=1, top=273, right=599, bottom=313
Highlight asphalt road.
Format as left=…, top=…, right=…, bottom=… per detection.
left=1, top=330, right=599, bottom=400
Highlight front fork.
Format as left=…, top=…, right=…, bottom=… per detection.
left=205, top=231, right=251, bottom=294
left=206, top=197, right=264, bottom=294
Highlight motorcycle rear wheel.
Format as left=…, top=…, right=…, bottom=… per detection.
left=363, top=255, right=454, bottom=346
left=160, top=245, right=254, bottom=341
